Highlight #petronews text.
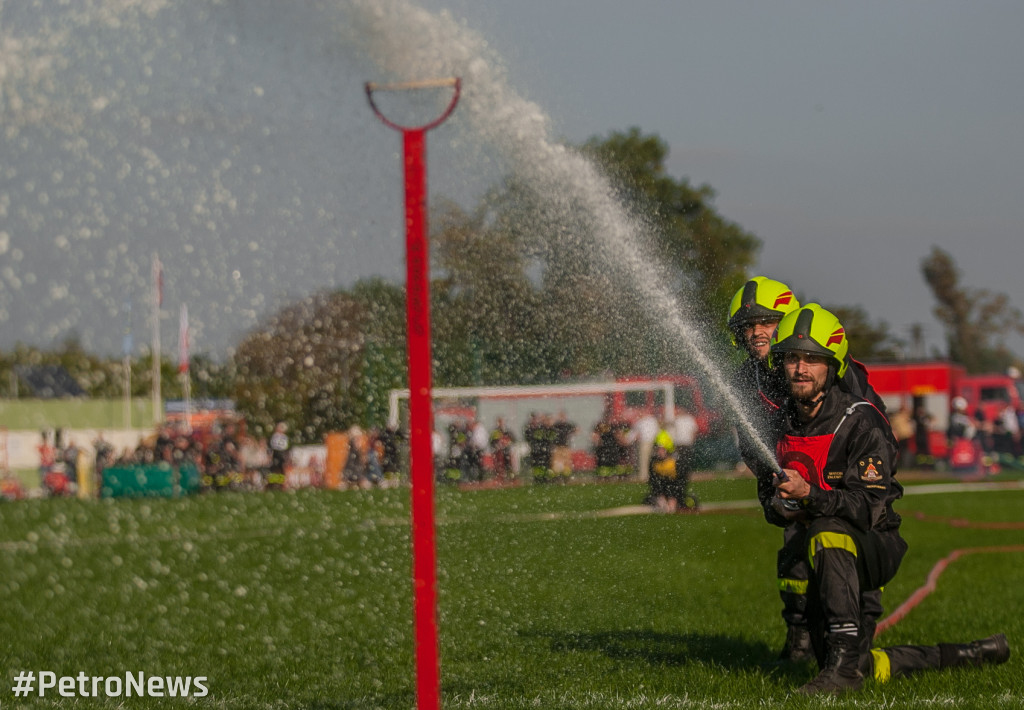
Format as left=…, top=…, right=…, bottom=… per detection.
left=12, top=670, right=209, bottom=699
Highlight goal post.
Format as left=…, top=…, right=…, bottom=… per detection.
left=388, top=379, right=688, bottom=479
left=388, top=380, right=678, bottom=429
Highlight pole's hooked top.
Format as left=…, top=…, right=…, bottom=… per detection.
left=365, top=77, right=461, bottom=133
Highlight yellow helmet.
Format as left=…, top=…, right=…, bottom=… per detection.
left=727, top=277, right=800, bottom=332
left=770, top=303, right=848, bottom=379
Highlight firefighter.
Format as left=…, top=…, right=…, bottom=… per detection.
left=727, top=276, right=811, bottom=663
left=550, top=411, right=577, bottom=480
left=728, top=276, right=890, bottom=665
left=488, top=418, right=515, bottom=482
left=592, top=417, right=619, bottom=478
left=267, top=421, right=289, bottom=491
left=524, top=413, right=555, bottom=481
left=767, top=305, right=1009, bottom=694
left=646, top=420, right=677, bottom=511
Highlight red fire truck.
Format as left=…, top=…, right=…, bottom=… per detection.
left=866, top=361, right=965, bottom=460
left=957, top=371, right=1024, bottom=425
left=865, top=361, right=1022, bottom=463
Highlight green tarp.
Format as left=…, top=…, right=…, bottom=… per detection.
left=100, top=463, right=201, bottom=498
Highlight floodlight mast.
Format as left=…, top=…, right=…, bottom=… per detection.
left=365, top=76, right=460, bottom=710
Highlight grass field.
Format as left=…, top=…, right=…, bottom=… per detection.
left=0, top=477, right=1022, bottom=709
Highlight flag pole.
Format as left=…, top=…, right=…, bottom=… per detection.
left=123, top=300, right=133, bottom=429
left=151, top=254, right=163, bottom=426
left=123, top=353, right=132, bottom=428
left=179, top=303, right=192, bottom=434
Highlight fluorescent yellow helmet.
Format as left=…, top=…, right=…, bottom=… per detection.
left=770, top=303, right=848, bottom=379
left=727, top=276, right=800, bottom=331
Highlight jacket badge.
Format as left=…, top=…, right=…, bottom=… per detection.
left=859, top=458, right=882, bottom=481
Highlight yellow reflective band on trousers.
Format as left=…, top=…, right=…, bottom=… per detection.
left=777, top=578, right=809, bottom=595
left=808, top=532, right=858, bottom=570
left=871, top=649, right=892, bottom=683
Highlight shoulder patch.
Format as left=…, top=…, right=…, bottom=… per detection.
left=859, top=457, right=885, bottom=482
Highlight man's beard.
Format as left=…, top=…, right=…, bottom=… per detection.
left=790, top=377, right=825, bottom=405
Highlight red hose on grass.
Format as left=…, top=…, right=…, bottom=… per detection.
left=875, top=544, right=1024, bottom=637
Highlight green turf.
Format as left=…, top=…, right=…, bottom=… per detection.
left=0, top=479, right=1021, bottom=708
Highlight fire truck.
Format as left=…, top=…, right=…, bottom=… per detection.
left=957, top=370, right=1024, bottom=425
left=865, top=361, right=1022, bottom=463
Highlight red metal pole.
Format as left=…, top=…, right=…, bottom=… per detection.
left=404, top=127, right=440, bottom=710
left=365, top=78, right=458, bottom=710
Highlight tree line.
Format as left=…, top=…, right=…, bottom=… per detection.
left=2, top=129, right=1021, bottom=444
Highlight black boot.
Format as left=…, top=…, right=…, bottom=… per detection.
left=939, top=634, right=1011, bottom=668
left=777, top=625, right=814, bottom=663
left=797, top=635, right=864, bottom=695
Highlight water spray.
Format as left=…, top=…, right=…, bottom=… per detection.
left=350, top=1, right=786, bottom=478
left=365, top=75, right=460, bottom=710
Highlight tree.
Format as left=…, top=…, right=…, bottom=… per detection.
left=231, top=279, right=409, bottom=442
left=349, top=279, right=408, bottom=427
left=822, top=304, right=902, bottom=362
left=429, top=194, right=555, bottom=385
left=189, top=354, right=236, bottom=400
left=232, top=289, right=368, bottom=442
left=921, top=246, right=1024, bottom=372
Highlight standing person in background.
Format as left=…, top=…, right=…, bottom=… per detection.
left=267, top=422, right=289, bottom=491
left=889, top=405, right=916, bottom=470
left=345, top=425, right=369, bottom=487
left=632, top=411, right=659, bottom=482
left=442, top=421, right=469, bottom=483
left=973, top=408, right=996, bottom=473
left=672, top=406, right=701, bottom=509
left=63, top=438, right=81, bottom=485
left=551, top=410, right=577, bottom=481
left=947, top=397, right=978, bottom=472
left=593, top=416, right=619, bottom=478
left=947, top=398, right=975, bottom=441
left=380, top=423, right=404, bottom=482
left=431, top=428, right=445, bottom=482
left=489, top=417, right=515, bottom=483
left=993, top=403, right=1020, bottom=466
left=613, top=419, right=635, bottom=477
left=912, top=404, right=933, bottom=468
left=524, top=413, right=554, bottom=481
left=37, top=432, right=56, bottom=488
left=468, top=418, right=489, bottom=482
left=365, top=431, right=384, bottom=486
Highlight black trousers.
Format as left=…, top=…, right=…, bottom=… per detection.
left=777, top=523, right=810, bottom=627
left=801, top=516, right=956, bottom=680
left=803, top=518, right=905, bottom=664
